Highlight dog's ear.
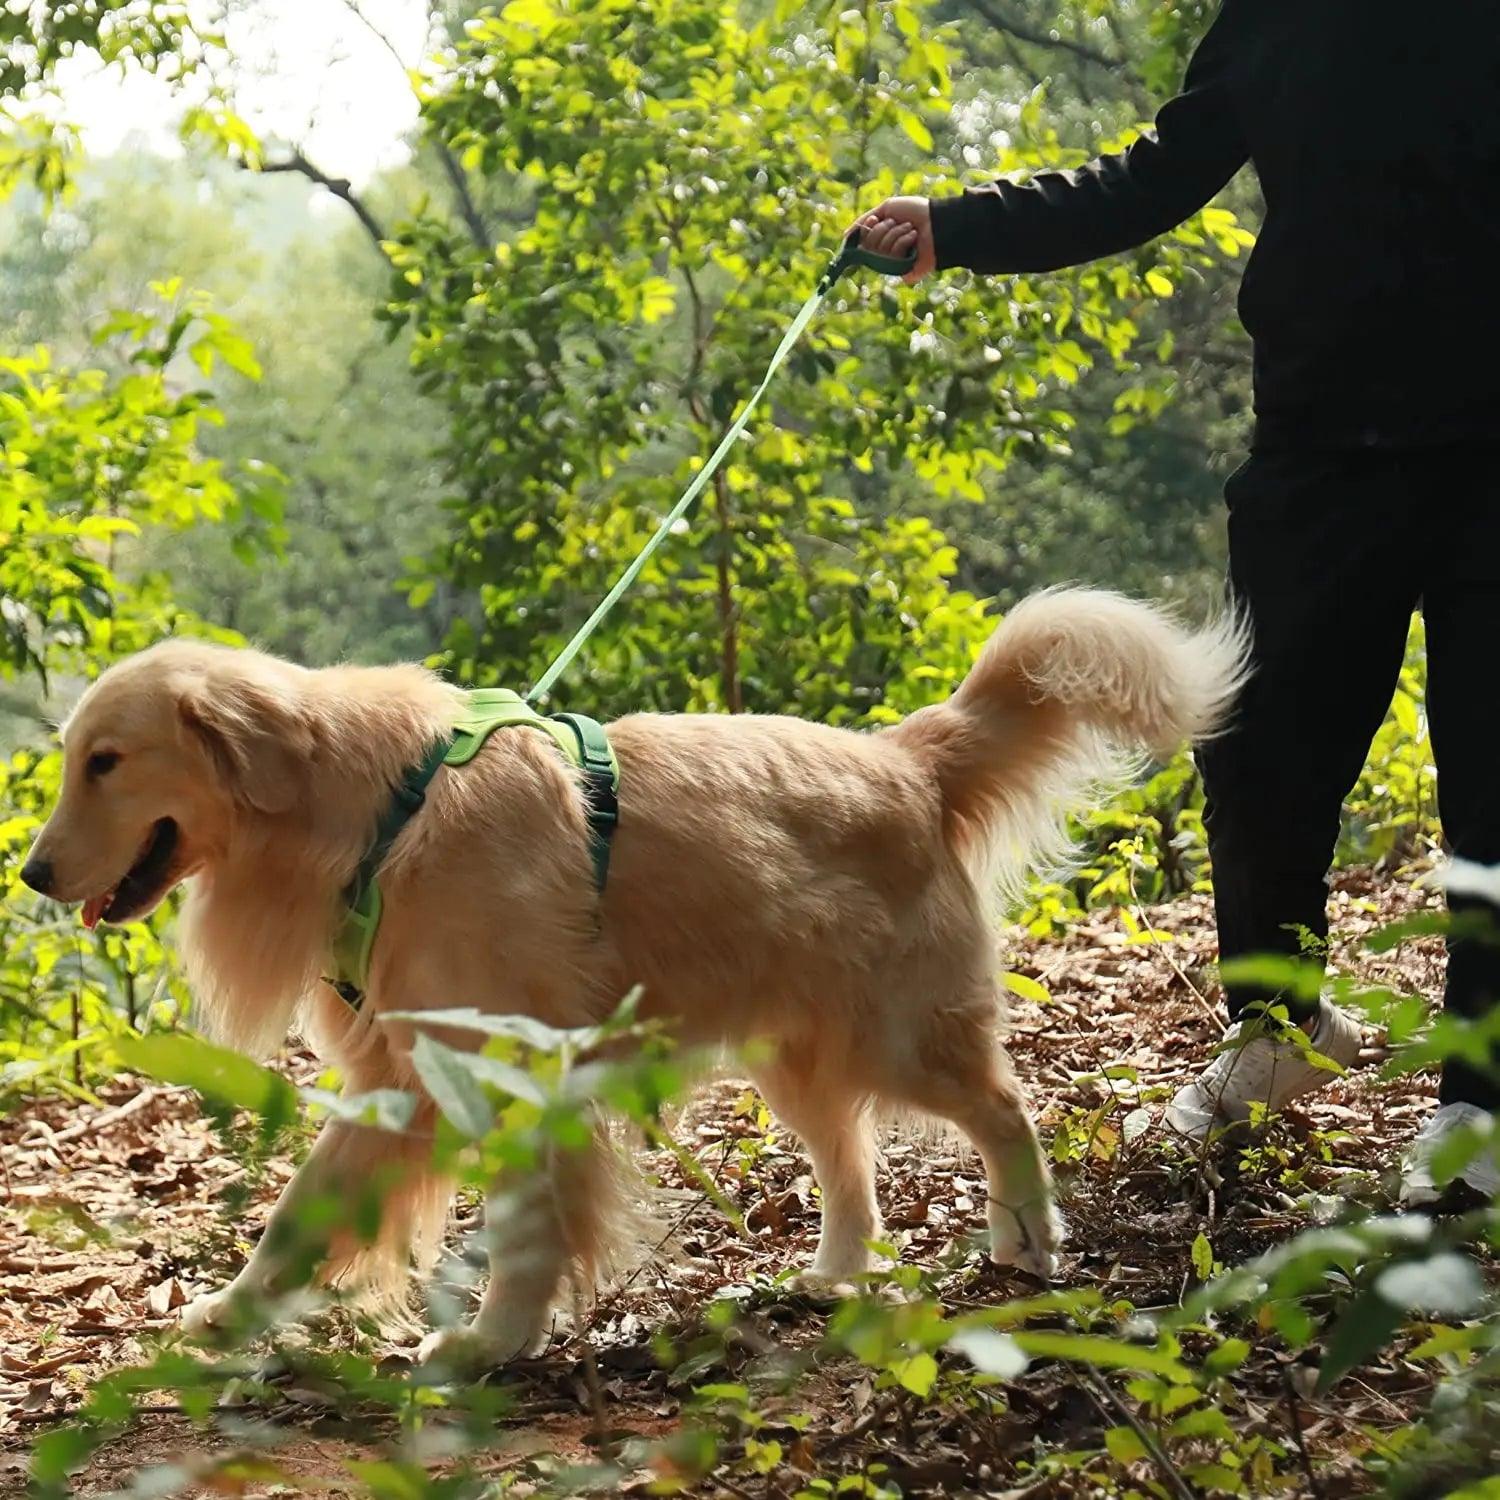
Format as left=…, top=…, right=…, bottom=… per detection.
left=176, top=669, right=315, bottom=816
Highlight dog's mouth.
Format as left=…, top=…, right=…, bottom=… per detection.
left=81, top=819, right=181, bottom=928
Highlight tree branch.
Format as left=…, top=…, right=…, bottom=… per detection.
left=434, top=140, right=494, bottom=249
left=673, top=241, right=741, bottom=713
left=335, top=0, right=493, bottom=249
left=994, top=28, right=1048, bottom=91
left=959, top=0, right=1127, bottom=75
left=260, top=150, right=391, bottom=258
left=338, top=0, right=415, bottom=73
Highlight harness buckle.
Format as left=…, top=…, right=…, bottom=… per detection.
left=325, top=975, right=364, bottom=1009
left=580, top=766, right=619, bottom=829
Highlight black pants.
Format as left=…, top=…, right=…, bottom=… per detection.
left=1198, top=445, right=1500, bottom=1112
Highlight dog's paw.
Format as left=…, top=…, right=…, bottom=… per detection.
left=989, top=1198, right=1061, bottom=1281
left=416, top=1320, right=544, bottom=1374
left=179, top=1287, right=241, bottom=1338
left=784, top=1268, right=862, bottom=1302
left=783, top=1263, right=909, bottom=1305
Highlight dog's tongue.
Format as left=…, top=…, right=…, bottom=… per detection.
left=81, top=892, right=112, bottom=930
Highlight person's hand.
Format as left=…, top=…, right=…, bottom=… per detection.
left=849, top=196, right=935, bottom=284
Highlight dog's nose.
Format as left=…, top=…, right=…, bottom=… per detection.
left=19, top=856, right=54, bottom=897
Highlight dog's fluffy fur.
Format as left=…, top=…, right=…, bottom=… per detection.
left=27, top=588, right=1245, bottom=1363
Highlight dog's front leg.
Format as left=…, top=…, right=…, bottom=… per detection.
left=180, top=1118, right=421, bottom=1338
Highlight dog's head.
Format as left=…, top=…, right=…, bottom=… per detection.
left=21, top=641, right=316, bottom=927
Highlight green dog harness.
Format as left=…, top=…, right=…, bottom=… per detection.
left=325, top=688, right=619, bottom=1008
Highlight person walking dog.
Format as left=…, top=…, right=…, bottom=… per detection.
left=853, top=0, right=1500, bottom=1202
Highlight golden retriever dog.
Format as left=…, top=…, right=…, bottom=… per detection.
left=21, top=588, right=1243, bottom=1366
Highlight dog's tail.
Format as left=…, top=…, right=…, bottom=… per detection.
left=891, top=588, right=1248, bottom=903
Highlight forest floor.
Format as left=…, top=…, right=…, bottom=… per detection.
left=0, top=870, right=1471, bottom=1499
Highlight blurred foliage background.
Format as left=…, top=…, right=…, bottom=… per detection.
left=1, top=0, right=1434, bottom=1081
left=0, top=0, right=1435, bottom=1078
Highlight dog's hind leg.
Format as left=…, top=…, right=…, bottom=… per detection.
left=754, top=1056, right=880, bottom=1285
left=418, top=1170, right=566, bottom=1369
left=879, top=995, right=1060, bottom=1279
left=418, top=1115, right=625, bottom=1370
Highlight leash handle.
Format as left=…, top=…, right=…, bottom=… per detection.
left=822, top=225, right=919, bottom=289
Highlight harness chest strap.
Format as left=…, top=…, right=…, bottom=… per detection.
left=325, top=688, right=619, bottom=1007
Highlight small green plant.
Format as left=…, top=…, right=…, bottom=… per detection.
left=0, top=287, right=281, bottom=1098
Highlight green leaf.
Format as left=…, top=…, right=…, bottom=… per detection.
left=457, top=1050, right=549, bottom=1107
left=1316, top=1289, right=1407, bottom=1394
left=1190, top=1231, right=1213, bottom=1280
left=1104, top=1425, right=1147, bottom=1464
left=1427, top=1120, right=1494, bottom=1187
left=1168, top=1405, right=1235, bottom=1441
left=1203, top=1337, right=1250, bottom=1377
left=301, top=1087, right=418, bottom=1131
left=209, top=328, right=263, bottom=380
left=75, top=516, right=141, bottom=540
left=383, top=1007, right=573, bottom=1052
left=899, top=110, right=934, bottom=151
left=1000, top=970, right=1051, bottom=1005
left=1011, top=1331, right=1192, bottom=1383
left=345, top=1460, right=430, bottom=1500
left=1375, top=1252, right=1483, bottom=1317
left=1406, top=1323, right=1484, bottom=1360
left=1216, top=955, right=1325, bottom=1002
left=693, top=1382, right=750, bottom=1405
left=1443, top=1478, right=1500, bottom=1500
left=116, top=1033, right=296, bottom=1128
left=1186, top=1462, right=1246, bottom=1490
left=28, top=1423, right=99, bottom=1484
left=409, top=1032, right=495, bottom=1138
left=894, top=1352, right=939, bottom=1397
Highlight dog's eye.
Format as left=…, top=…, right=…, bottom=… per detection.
left=86, top=750, right=121, bottom=780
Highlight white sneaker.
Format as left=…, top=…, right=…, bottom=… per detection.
left=1165, top=1001, right=1364, bottom=1142
left=1401, top=1102, right=1500, bottom=1206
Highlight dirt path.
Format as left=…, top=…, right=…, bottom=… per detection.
left=0, top=873, right=1466, bottom=1496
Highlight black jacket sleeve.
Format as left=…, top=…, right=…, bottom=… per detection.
left=930, top=3, right=1249, bottom=274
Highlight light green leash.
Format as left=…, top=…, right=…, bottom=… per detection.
left=525, top=228, right=916, bottom=703
left=326, top=230, right=912, bottom=1007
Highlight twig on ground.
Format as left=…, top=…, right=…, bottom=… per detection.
left=5, top=1401, right=198, bottom=1425
left=1081, top=1370, right=1198, bottom=1500
left=575, top=1298, right=614, bottom=1461
left=591, top=1195, right=706, bottom=1325
left=821, top=1394, right=900, bottom=1453
left=644, top=1119, right=752, bottom=1241
left=1280, top=1360, right=1327, bottom=1500
left=1128, top=874, right=1221, bottom=1031
left=31, top=1086, right=175, bottom=1148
